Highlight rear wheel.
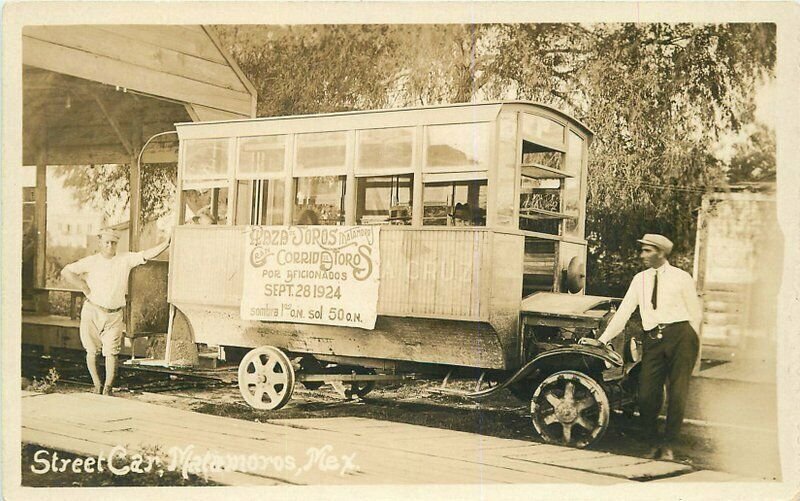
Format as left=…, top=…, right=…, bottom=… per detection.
left=238, top=346, right=295, bottom=410
left=531, top=370, right=610, bottom=448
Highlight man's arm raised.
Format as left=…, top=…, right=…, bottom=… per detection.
left=141, top=232, right=172, bottom=261
left=61, top=267, right=90, bottom=296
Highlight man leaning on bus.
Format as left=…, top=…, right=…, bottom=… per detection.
left=580, top=234, right=702, bottom=461
left=61, top=228, right=171, bottom=396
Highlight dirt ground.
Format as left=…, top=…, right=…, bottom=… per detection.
left=22, top=351, right=781, bottom=482
left=85, top=371, right=779, bottom=481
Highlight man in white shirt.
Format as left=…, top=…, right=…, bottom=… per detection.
left=581, top=233, right=702, bottom=460
left=62, top=228, right=171, bottom=396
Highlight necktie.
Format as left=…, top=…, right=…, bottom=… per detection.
left=651, top=270, right=658, bottom=310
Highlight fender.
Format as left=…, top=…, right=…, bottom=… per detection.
left=465, top=345, right=622, bottom=400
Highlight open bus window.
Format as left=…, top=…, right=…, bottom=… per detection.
left=183, top=187, right=229, bottom=225
left=236, top=179, right=285, bottom=225
left=293, top=176, right=345, bottom=225
left=422, top=179, right=487, bottom=227
left=356, top=175, right=413, bottom=225
left=520, top=178, right=561, bottom=235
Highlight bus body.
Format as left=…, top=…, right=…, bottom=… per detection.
left=169, top=102, right=593, bottom=371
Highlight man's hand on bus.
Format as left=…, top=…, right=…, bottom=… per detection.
left=578, top=337, right=607, bottom=348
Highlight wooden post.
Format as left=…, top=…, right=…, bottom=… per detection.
left=129, top=119, right=143, bottom=252
left=33, top=147, right=50, bottom=313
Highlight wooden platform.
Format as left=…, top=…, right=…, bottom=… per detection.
left=21, top=391, right=728, bottom=486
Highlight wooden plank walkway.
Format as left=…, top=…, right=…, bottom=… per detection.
left=21, top=391, right=716, bottom=485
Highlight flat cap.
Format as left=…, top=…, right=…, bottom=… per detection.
left=637, top=233, right=673, bottom=254
left=97, top=228, right=121, bottom=242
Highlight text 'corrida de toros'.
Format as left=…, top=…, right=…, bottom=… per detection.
left=247, top=226, right=375, bottom=281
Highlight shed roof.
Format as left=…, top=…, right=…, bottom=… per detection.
left=22, top=25, right=257, bottom=165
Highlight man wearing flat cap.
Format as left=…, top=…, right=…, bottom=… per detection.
left=581, top=233, right=702, bottom=460
left=61, top=228, right=171, bottom=396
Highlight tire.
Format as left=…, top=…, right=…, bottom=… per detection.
left=531, top=370, right=610, bottom=448
left=238, top=346, right=295, bottom=410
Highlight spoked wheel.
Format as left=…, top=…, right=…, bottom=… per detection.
left=238, top=346, right=296, bottom=410
left=531, top=370, right=610, bottom=448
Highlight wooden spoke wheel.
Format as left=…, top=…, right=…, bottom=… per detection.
left=238, top=346, right=295, bottom=410
left=530, top=370, right=610, bottom=448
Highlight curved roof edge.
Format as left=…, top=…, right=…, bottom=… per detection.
left=176, top=100, right=594, bottom=138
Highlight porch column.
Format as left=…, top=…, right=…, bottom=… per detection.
left=128, top=119, right=143, bottom=252
left=33, top=149, right=49, bottom=313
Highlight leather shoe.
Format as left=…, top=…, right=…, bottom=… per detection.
left=657, top=446, right=675, bottom=461
left=646, top=446, right=661, bottom=459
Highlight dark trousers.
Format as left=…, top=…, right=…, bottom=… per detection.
left=638, top=321, right=699, bottom=446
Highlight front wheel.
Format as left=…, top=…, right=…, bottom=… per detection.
left=238, top=346, right=296, bottom=410
left=530, top=370, right=610, bottom=448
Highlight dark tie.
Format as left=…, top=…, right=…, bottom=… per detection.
left=651, top=270, right=658, bottom=310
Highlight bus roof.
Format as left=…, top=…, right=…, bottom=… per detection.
left=176, top=101, right=594, bottom=138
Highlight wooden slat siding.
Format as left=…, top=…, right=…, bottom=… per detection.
left=23, top=37, right=252, bottom=116
left=377, top=229, right=490, bottom=320
left=24, top=26, right=247, bottom=93
left=172, top=227, right=490, bottom=320
left=93, top=25, right=228, bottom=64
left=169, top=226, right=243, bottom=306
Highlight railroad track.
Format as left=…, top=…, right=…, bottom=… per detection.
left=21, top=350, right=227, bottom=393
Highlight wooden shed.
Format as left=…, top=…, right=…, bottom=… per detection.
left=21, top=25, right=257, bottom=356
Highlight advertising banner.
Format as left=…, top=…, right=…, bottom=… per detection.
left=241, top=226, right=380, bottom=329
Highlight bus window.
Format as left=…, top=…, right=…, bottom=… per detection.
left=521, top=114, right=565, bottom=149
left=520, top=178, right=561, bottom=234
left=183, top=138, right=230, bottom=180
left=183, top=187, right=229, bottom=225
left=519, top=137, right=572, bottom=235
left=294, top=176, right=346, bottom=225
left=357, top=128, right=414, bottom=172
left=422, top=179, right=487, bottom=227
left=356, top=175, right=413, bottom=225
left=236, top=179, right=285, bottom=225
left=425, top=123, right=491, bottom=172
left=296, top=131, right=347, bottom=173
left=238, top=135, right=287, bottom=176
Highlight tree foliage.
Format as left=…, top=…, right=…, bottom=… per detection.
left=55, top=163, right=176, bottom=225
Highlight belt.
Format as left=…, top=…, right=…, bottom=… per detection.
left=87, top=300, right=124, bottom=314
left=645, top=321, right=688, bottom=340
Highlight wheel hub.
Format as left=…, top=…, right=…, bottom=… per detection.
left=554, top=403, right=577, bottom=423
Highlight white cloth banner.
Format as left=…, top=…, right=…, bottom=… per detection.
left=241, top=226, right=380, bottom=329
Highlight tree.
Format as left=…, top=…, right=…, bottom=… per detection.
left=726, top=122, right=776, bottom=185
left=55, top=163, right=176, bottom=225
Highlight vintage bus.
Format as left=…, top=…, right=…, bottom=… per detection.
left=165, top=102, right=637, bottom=448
